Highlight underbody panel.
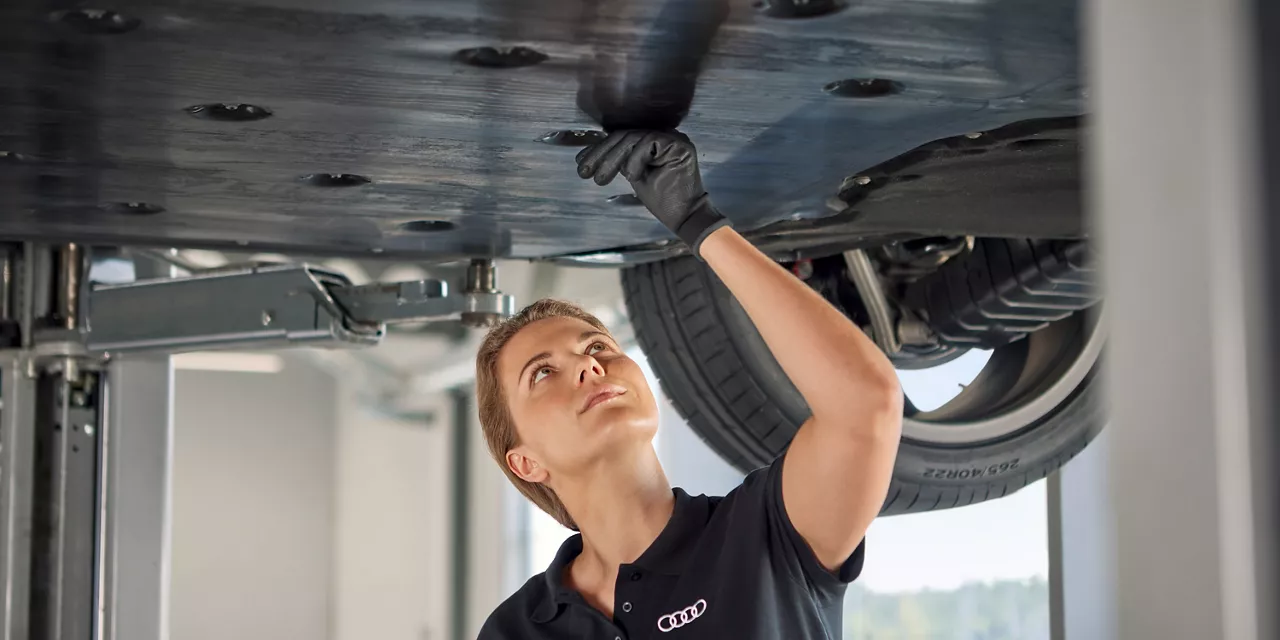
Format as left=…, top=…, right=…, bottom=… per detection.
left=0, top=0, right=1083, bottom=259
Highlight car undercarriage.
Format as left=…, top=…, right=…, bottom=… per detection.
left=2, top=0, right=1084, bottom=259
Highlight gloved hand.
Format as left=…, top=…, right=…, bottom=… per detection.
left=575, top=130, right=731, bottom=258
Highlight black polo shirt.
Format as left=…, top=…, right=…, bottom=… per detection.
left=478, top=452, right=866, bottom=639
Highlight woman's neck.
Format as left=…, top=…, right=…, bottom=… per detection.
left=558, top=448, right=674, bottom=581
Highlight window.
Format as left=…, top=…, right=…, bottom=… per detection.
left=844, top=481, right=1049, bottom=639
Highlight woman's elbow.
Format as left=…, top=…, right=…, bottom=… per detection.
left=816, top=373, right=903, bottom=436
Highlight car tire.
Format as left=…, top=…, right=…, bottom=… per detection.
left=621, top=254, right=1104, bottom=515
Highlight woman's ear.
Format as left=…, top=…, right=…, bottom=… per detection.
left=507, top=446, right=549, bottom=484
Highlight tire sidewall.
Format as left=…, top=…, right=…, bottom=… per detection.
left=892, top=377, right=1103, bottom=486
left=702, top=258, right=1105, bottom=487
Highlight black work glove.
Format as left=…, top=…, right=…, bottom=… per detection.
left=575, top=130, right=731, bottom=258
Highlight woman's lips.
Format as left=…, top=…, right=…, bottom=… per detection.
left=581, top=386, right=627, bottom=413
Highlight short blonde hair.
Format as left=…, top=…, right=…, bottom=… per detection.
left=475, top=299, right=609, bottom=531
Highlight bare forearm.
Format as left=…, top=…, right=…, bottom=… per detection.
left=698, top=227, right=902, bottom=425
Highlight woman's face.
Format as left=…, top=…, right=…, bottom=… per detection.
left=497, top=315, right=659, bottom=487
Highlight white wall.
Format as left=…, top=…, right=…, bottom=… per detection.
left=331, top=386, right=451, bottom=640
left=170, top=359, right=337, bottom=640
left=169, top=354, right=459, bottom=640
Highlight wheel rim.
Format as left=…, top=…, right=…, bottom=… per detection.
left=899, top=309, right=1104, bottom=445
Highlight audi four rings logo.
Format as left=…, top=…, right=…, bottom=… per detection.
left=657, top=599, right=707, bottom=633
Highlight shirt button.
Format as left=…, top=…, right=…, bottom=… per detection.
left=630, top=571, right=642, bottom=581
left=622, top=601, right=633, bottom=612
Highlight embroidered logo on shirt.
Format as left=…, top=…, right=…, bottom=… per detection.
left=657, top=598, right=707, bottom=632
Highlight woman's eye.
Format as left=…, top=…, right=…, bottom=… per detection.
left=532, top=367, right=552, bottom=384
left=587, top=342, right=608, bottom=355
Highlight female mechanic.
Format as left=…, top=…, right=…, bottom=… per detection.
left=475, top=130, right=903, bottom=640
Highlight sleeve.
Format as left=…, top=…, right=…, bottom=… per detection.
left=478, top=611, right=525, bottom=640
left=477, top=613, right=506, bottom=640
left=476, top=597, right=524, bottom=640
left=756, top=449, right=866, bottom=597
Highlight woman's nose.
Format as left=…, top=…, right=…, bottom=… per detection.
left=578, top=359, right=604, bottom=384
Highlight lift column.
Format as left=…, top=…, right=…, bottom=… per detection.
left=0, top=243, right=514, bottom=640
left=1087, top=0, right=1280, bottom=636
left=0, top=243, right=120, bottom=640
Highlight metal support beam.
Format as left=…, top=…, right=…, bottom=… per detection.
left=449, top=390, right=471, bottom=640
left=87, top=263, right=513, bottom=355
left=97, top=357, right=173, bottom=640
left=0, top=358, right=36, bottom=640
left=0, top=246, right=21, bottom=349
left=29, top=367, right=100, bottom=640
left=87, top=264, right=381, bottom=354
left=1087, top=0, right=1279, bottom=636
left=1046, top=472, right=1064, bottom=640
left=1046, top=430, right=1116, bottom=640
left=53, top=245, right=87, bottom=331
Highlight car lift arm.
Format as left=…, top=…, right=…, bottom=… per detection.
left=86, top=261, right=513, bottom=354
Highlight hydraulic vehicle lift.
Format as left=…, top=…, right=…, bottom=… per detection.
left=0, top=242, right=513, bottom=640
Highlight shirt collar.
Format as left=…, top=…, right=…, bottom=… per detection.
left=529, top=487, right=708, bottom=624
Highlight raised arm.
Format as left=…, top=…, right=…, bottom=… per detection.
left=575, top=130, right=903, bottom=571
left=699, top=227, right=902, bottom=569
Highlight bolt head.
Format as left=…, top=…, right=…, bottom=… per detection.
left=964, top=132, right=983, bottom=139
left=794, top=260, right=814, bottom=279
left=853, top=175, right=872, bottom=186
